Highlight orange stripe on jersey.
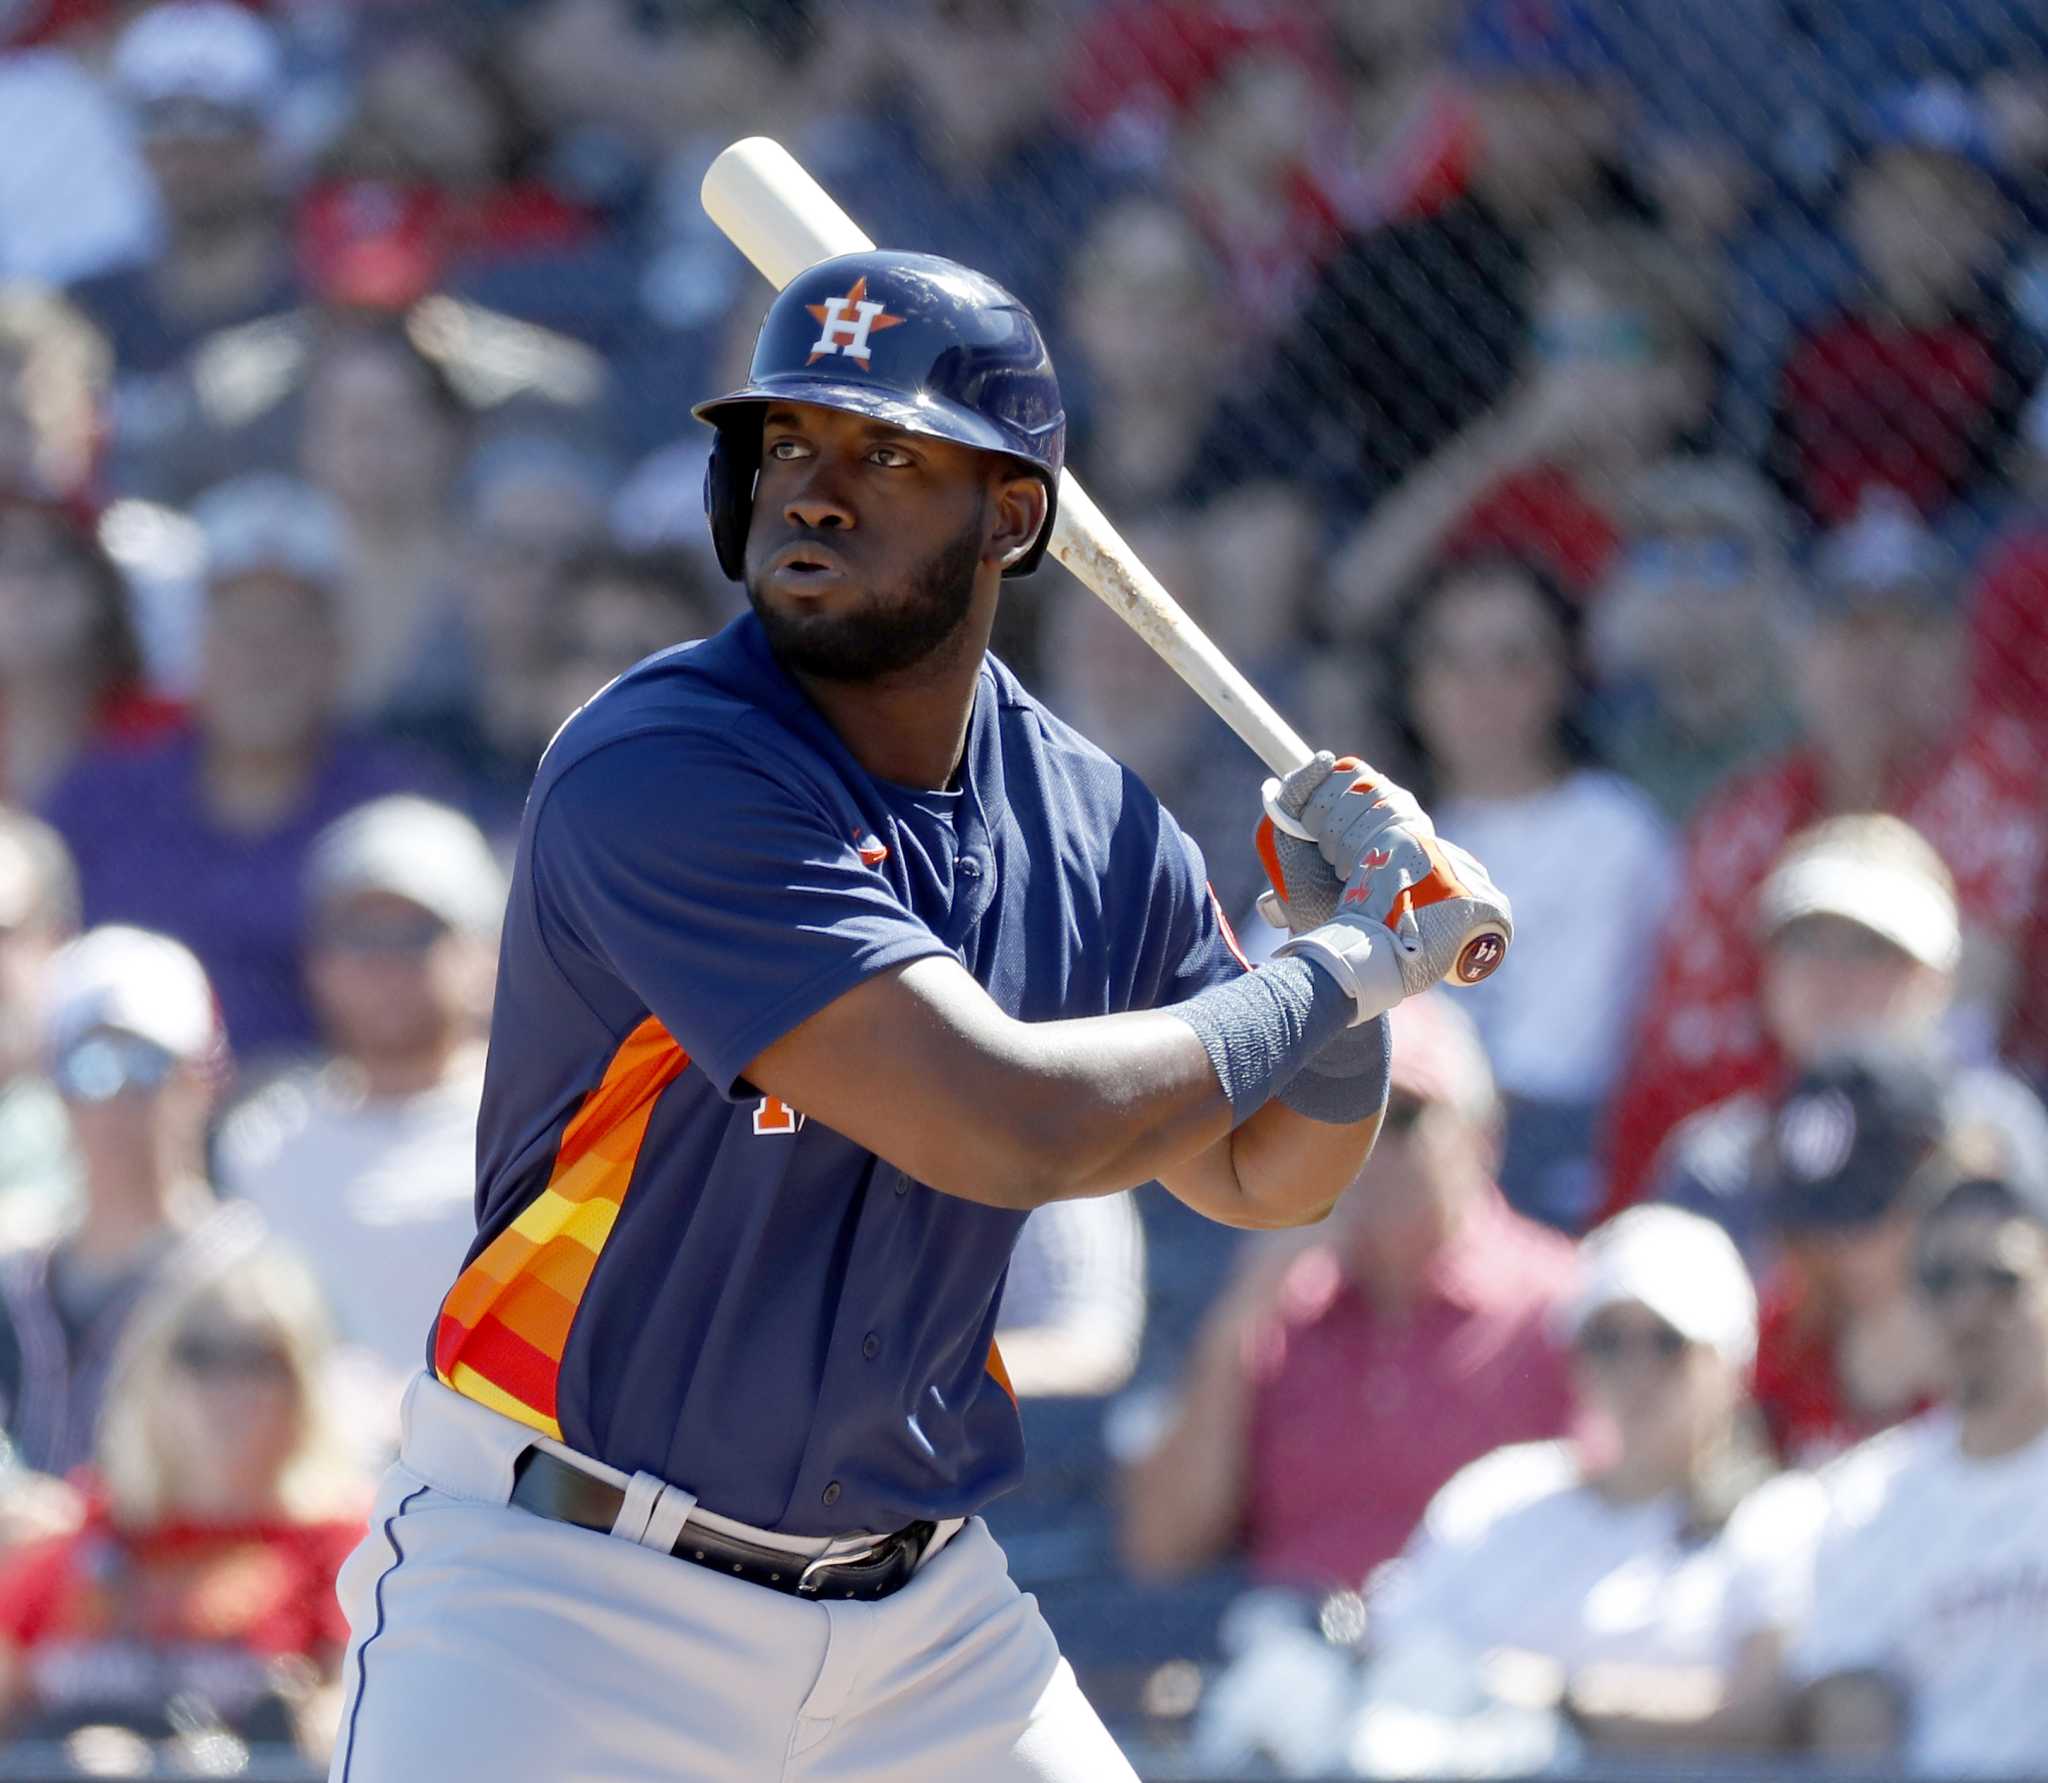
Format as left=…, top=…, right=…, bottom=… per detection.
left=986, top=1336, right=1016, bottom=1408
left=434, top=1014, right=690, bottom=1439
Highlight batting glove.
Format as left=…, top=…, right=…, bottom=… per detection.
left=1256, top=753, right=1514, bottom=1016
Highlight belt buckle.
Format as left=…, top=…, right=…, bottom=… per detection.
left=794, top=1536, right=890, bottom=1596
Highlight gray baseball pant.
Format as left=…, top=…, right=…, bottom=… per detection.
left=328, top=1375, right=1139, bottom=1782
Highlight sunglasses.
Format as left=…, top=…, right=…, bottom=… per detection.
left=1574, top=1321, right=1689, bottom=1365
left=1380, top=1092, right=1427, bottom=1137
left=52, top=1032, right=178, bottom=1103
left=171, top=1334, right=293, bottom=1380
left=1531, top=313, right=1657, bottom=367
left=313, top=911, right=449, bottom=956
left=1916, top=1259, right=2029, bottom=1306
left=1622, top=534, right=1757, bottom=592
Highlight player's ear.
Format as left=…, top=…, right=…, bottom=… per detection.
left=988, top=473, right=1049, bottom=571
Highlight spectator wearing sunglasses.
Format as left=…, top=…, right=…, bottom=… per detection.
left=219, top=797, right=502, bottom=1420
left=0, top=926, right=241, bottom=1477
left=1790, top=1169, right=2048, bottom=1774
left=1589, top=460, right=1804, bottom=825
left=1350, top=1206, right=1820, bottom=1764
left=1119, top=993, right=1576, bottom=1595
left=0, top=1238, right=366, bottom=1755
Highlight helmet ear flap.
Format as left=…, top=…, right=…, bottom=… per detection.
left=703, top=422, right=760, bottom=583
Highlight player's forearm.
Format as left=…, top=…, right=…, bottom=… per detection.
left=744, top=955, right=1364, bottom=1212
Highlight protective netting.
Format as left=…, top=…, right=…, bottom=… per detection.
left=1, top=0, right=2047, bottom=1776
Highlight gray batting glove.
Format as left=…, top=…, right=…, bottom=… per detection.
left=1254, top=752, right=1431, bottom=932
left=1260, top=755, right=1514, bottom=1015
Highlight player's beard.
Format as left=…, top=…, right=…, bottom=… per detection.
left=748, top=513, right=982, bottom=683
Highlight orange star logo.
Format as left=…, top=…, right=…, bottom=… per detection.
left=805, top=276, right=908, bottom=369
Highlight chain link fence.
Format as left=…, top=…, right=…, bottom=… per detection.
left=1, top=0, right=2047, bottom=1775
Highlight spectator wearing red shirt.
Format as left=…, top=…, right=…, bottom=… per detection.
left=1765, top=99, right=2039, bottom=531
left=0, top=495, right=183, bottom=808
left=0, top=1238, right=366, bottom=1755
left=1959, top=383, right=2048, bottom=1077
left=1746, top=1052, right=1960, bottom=1467
left=1603, top=496, right=2047, bottom=1212
left=1118, top=993, right=1577, bottom=1594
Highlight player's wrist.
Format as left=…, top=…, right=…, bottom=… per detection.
left=1167, top=954, right=1356, bottom=1128
left=1273, top=923, right=1405, bottom=1025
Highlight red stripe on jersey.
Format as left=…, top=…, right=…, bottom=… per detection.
left=1209, top=883, right=1252, bottom=972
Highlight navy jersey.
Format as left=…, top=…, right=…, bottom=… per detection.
left=433, top=614, right=1245, bottom=1535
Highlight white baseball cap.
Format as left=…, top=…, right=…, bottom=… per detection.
left=1562, top=1205, right=1758, bottom=1373
left=307, top=797, right=506, bottom=937
left=41, top=925, right=224, bottom=1064
left=1759, top=814, right=1961, bottom=972
left=111, top=1, right=284, bottom=117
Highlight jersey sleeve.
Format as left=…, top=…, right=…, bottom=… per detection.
left=1139, top=813, right=1250, bottom=1010
left=531, top=727, right=956, bottom=1097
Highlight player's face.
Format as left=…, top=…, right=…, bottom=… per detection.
left=744, top=403, right=999, bottom=683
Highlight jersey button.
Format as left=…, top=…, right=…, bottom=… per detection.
left=893, top=1175, right=910, bottom=1197
left=956, top=856, right=981, bottom=878
left=822, top=1482, right=841, bottom=1507
left=862, top=1332, right=880, bottom=1359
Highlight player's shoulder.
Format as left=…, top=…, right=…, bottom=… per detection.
left=984, top=654, right=1187, bottom=841
left=983, top=654, right=1120, bottom=775
left=533, top=617, right=836, bottom=803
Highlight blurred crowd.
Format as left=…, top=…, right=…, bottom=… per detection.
left=0, top=0, right=2045, bottom=1772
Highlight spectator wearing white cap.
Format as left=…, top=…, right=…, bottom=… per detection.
left=1791, top=1168, right=2048, bottom=1774
left=1120, top=994, right=1577, bottom=1595
left=218, top=796, right=502, bottom=1404
left=41, top=472, right=452, bottom=1062
left=1602, top=495, right=2046, bottom=1213
left=0, top=925, right=246, bottom=1477
left=66, top=1, right=297, bottom=387
left=1654, top=814, right=2048, bottom=1263
left=1348, top=1206, right=1823, bottom=1766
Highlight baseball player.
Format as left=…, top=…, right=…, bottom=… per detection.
left=327, top=250, right=1509, bottom=1781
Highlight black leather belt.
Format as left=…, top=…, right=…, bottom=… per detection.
left=508, top=1449, right=936, bottom=1602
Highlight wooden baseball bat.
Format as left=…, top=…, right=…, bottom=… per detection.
left=699, top=137, right=1510, bottom=983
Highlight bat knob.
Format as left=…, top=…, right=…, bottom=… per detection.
left=1452, top=927, right=1510, bottom=986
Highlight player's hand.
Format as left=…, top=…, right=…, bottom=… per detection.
left=1253, top=750, right=1431, bottom=933
left=1260, top=752, right=1513, bottom=1011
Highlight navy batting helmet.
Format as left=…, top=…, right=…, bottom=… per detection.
left=693, top=250, right=1066, bottom=581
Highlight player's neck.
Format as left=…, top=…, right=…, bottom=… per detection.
left=794, top=612, right=993, bottom=791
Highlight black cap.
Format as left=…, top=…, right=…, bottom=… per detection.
left=1764, top=1050, right=1950, bottom=1232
